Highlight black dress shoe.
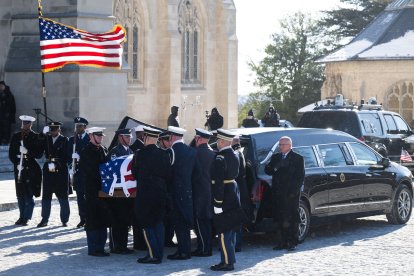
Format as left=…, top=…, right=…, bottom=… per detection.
left=167, top=252, right=191, bottom=260
left=88, top=251, right=110, bottom=257
left=62, top=222, right=68, bottom=227
left=286, top=244, right=297, bottom=252
left=76, top=220, right=85, bottom=228
left=37, top=221, right=48, bottom=228
left=210, top=263, right=234, bottom=271
left=15, top=218, right=23, bottom=225
left=20, top=219, right=28, bottom=226
left=191, top=250, right=212, bottom=257
left=137, top=256, right=161, bottom=264
left=111, top=248, right=134, bottom=255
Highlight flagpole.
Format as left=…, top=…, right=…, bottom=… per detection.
left=38, top=0, right=48, bottom=126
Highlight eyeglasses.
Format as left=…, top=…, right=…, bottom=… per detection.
left=279, top=143, right=290, bottom=146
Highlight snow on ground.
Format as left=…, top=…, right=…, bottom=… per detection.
left=0, top=201, right=413, bottom=275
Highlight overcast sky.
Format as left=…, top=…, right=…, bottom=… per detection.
left=234, top=0, right=341, bottom=95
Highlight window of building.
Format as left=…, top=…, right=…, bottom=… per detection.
left=179, top=0, right=202, bottom=85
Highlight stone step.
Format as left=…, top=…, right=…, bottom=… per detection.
left=0, top=165, right=13, bottom=173
left=0, top=151, right=8, bottom=158
left=0, top=159, right=12, bottom=165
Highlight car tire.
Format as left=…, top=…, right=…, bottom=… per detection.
left=298, top=200, right=310, bottom=243
left=386, top=184, right=413, bottom=225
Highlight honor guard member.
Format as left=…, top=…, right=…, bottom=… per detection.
left=191, top=128, right=215, bottom=257
left=8, top=115, right=43, bottom=226
left=265, top=136, right=304, bottom=251
left=106, top=128, right=134, bottom=254
left=166, top=126, right=199, bottom=260
left=132, top=127, right=172, bottom=264
left=79, top=127, right=110, bottom=257
left=37, top=122, right=70, bottom=227
left=130, top=125, right=145, bottom=152
left=210, top=129, right=243, bottom=272
left=67, top=116, right=90, bottom=228
left=232, top=135, right=254, bottom=252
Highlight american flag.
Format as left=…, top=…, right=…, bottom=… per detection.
left=400, top=149, right=413, bottom=162
left=99, top=155, right=136, bottom=197
left=39, top=17, right=126, bottom=72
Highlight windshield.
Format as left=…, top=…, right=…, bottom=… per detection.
left=298, top=111, right=361, bottom=137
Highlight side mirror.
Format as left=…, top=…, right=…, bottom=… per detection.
left=380, top=157, right=390, bottom=168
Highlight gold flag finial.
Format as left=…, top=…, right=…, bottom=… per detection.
left=38, top=0, right=43, bottom=17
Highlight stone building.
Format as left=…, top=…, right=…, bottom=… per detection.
left=0, top=0, right=238, bottom=141
left=319, top=0, right=414, bottom=125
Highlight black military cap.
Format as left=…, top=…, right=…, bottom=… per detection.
left=48, top=121, right=62, bottom=127
left=195, top=128, right=212, bottom=139
left=74, top=117, right=88, bottom=125
left=216, top=128, right=235, bottom=142
left=143, top=126, right=161, bottom=138
left=115, top=128, right=132, bottom=136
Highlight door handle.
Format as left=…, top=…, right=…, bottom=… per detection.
left=329, top=174, right=337, bottom=177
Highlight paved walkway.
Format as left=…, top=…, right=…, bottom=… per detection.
left=0, top=172, right=76, bottom=212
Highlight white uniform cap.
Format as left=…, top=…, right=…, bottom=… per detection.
left=19, top=115, right=36, bottom=122
left=86, top=127, right=106, bottom=136
left=134, top=125, right=145, bottom=132
left=168, top=126, right=187, bottom=137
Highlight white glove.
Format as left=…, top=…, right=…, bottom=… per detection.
left=69, top=168, right=74, bottom=175
left=214, top=207, right=223, bottom=214
left=72, top=153, right=80, bottom=160
left=19, top=146, right=28, bottom=154
left=43, top=126, right=50, bottom=134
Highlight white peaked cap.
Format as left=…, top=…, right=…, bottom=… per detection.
left=19, top=115, right=36, bottom=122
left=168, top=126, right=186, bottom=137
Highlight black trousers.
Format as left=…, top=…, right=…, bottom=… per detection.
left=109, top=226, right=129, bottom=251
left=194, top=218, right=212, bottom=253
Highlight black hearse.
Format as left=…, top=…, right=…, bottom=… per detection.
left=233, top=127, right=413, bottom=242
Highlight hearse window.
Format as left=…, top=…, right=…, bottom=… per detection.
left=360, top=113, right=383, bottom=135
left=318, top=144, right=347, bottom=167
left=393, top=115, right=410, bottom=134
left=293, top=147, right=318, bottom=168
left=349, top=142, right=379, bottom=165
left=384, top=114, right=398, bottom=134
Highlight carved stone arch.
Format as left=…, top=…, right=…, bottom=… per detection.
left=178, top=0, right=206, bottom=85
left=385, top=80, right=414, bottom=123
left=113, top=0, right=148, bottom=84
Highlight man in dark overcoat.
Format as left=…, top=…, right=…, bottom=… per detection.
left=191, top=128, right=215, bottom=257
left=37, top=122, right=70, bottom=227
left=210, top=129, right=243, bottom=272
left=105, top=128, right=134, bottom=254
left=8, top=115, right=43, bottom=226
left=67, top=116, right=90, bottom=228
left=166, top=126, right=198, bottom=260
left=79, top=127, right=110, bottom=257
left=0, top=81, right=16, bottom=144
left=132, top=127, right=172, bottom=264
left=264, top=136, right=304, bottom=251
left=167, top=106, right=180, bottom=127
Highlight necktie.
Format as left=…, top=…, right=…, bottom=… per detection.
left=282, top=154, right=286, bottom=159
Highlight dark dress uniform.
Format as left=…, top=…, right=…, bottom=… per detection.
left=67, top=132, right=90, bottom=226
left=211, top=146, right=241, bottom=268
left=232, top=143, right=254, bottom=251
left=167, top=140, right=198, bottom=260
left=106, top=143, right=134, bottom=254
left=132, top=141, right=172, bottom=263
left=38, top=131, right=71, bottom=226
left=79, top=141, right=110, bottom=255
left=242, top=117, right=260, bottom=128
left=9, top=129, right=43, bottom=224
left=264, top=150, right=305, bottom=249
left=192, top=142, right=215, bottom=256
left=0, top=82, right=16, bottom=144
left=130, top=138, right=144, bottom=152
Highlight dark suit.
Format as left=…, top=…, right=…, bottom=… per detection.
left=79, top=142, right=109, bottom=254
left=68, top=133, right=90, bottom=222
left=39, top=134, right=70, bottom=224
left=167, top=114, right=179, bottom=127
left=193, top=143, right=215, bottom=255
left=170, top=141, right=197, bottom=256
left=264, top=150, right=305, bottom=248
left=106, top=144, right=134, bottom=253
left=9, top=130, right=43, bottom=221
left=132, top=144, right=172, bottom=260
left=211, top=146, right=241, bottom=265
